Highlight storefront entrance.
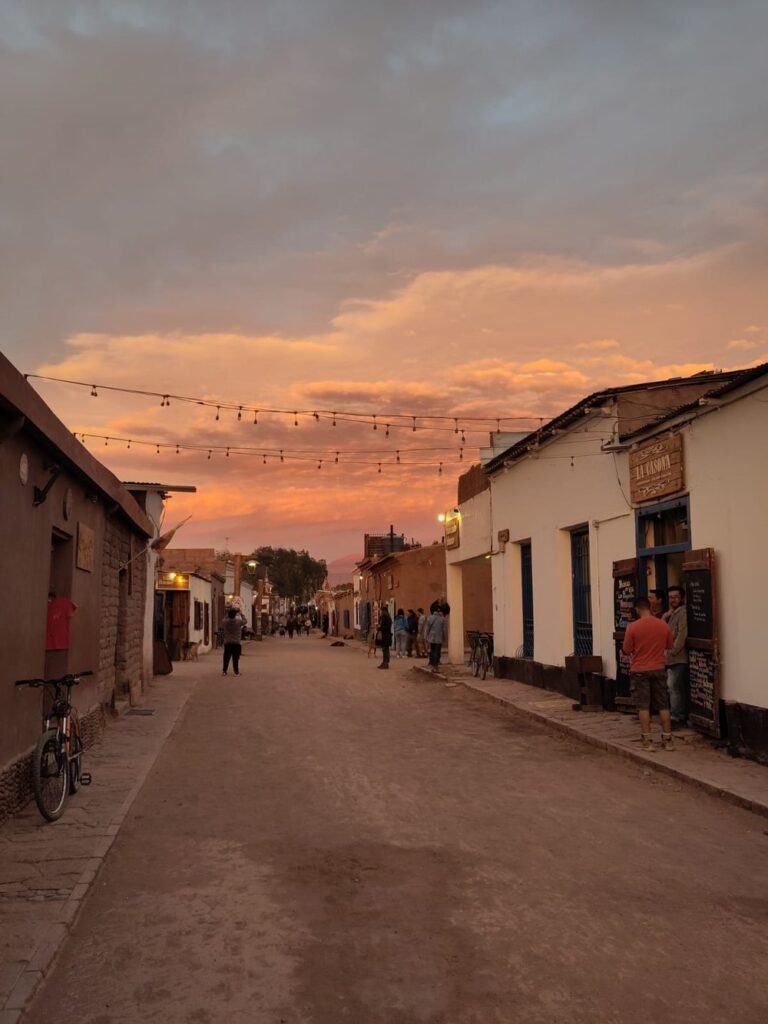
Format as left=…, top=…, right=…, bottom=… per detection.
left=636, top=496, right=691, bottom=608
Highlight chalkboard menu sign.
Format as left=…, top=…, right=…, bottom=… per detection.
left=685, top=569, right=713, bottom=641
left=682, top=548, right=719, bottom=737
left=613, top=559, right=638, bottom=706
left=689, top=648, right=716, bottom=718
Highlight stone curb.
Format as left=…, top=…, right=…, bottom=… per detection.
left=410, top=665, right=768, bottom=821
left=2, top=680, right=197, bottom=1020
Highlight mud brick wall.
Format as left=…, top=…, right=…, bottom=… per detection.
left=98, top=518, right=147, bottom=706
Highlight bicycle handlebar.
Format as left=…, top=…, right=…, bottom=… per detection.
left=15, top=670, right=93, bottom=688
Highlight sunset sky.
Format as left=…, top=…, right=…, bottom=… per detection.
left=2, top=1, right=767, bottom=562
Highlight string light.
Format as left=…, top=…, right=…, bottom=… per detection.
left=385, top=424, right=390, bottom=437
left=253, top=410, right=258, bottom=425
left=29, top=373, right=566, bottom=435
left=207, top=450, right=212, bottom=459
left=335, top=452, right=339, bottom=463
left=372, top=415, right=377, bottom=432
left=176, top=444, right=180, bottom=455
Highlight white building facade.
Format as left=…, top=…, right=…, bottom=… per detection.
left=477, top=365, right=768, bottom=762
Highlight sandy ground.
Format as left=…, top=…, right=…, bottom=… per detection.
left=25, top=639, right=768, bottom=1024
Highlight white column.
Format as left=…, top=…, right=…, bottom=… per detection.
left=446, top=562, right=464, bottom=664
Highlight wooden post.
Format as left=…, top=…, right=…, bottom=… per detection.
left=255, top=578, right=264, bottom=640
left=233, top=553, right=242, bottom=602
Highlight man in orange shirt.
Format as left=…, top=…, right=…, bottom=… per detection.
left=623, top=597, right=675, bottom=752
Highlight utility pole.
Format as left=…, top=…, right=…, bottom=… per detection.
left=233, top=552, right=242, bottom=600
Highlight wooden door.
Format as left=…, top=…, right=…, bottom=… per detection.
left=682, top=548, right=720, bottom=737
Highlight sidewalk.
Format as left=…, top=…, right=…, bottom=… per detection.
left=0, top=662, right=199, bottom=1022
left=414, top=661, right=768, bottom=819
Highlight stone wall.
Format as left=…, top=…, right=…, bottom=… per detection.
left=99, top=518, right=147, bottom=707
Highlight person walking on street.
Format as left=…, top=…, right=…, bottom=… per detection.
left=664, top=585, right=688, bottom=725
left=378, top=608, right=392, bottom=669
left=222, top=607, right=246, bottom=676
left=623, top=597, right=675, bottom=751
left=425, top=605, right=446, bottom=672
left=393, top=608, right=408, bottom=658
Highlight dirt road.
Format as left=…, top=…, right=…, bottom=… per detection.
left=25, top=639, right=768, bottom=1023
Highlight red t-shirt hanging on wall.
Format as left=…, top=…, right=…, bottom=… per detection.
left=46, top=597, right=77, bottom=651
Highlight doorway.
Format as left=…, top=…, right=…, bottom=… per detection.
left=636, top=497, right=691, bottom=612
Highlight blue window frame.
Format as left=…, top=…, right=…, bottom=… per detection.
left=635, top=496, right=691, bottom=597
left=570, top=527, right=593, bottom=656
left=520, top=541, right=534, bottom=658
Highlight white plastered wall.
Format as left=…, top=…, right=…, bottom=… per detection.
left=188, top=574, right=212, bottom=653
left=489, top=420, right=635, bottom=677
left=445, top=488, right=493, bottom=663
left=665, top=394, right=768, bottom=708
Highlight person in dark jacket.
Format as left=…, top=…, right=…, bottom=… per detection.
left=222, top=607, right=245, bottom=676
left=378, top=608, right=392, bottom=669
left=406, top=609, right=419, bottom=657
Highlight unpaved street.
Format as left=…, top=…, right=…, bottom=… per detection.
left=26, top=639, right=768, bottom=1024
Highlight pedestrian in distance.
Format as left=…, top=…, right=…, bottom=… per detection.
left=424, top=605, right=446, bottom=672
left=416, top=607, right=427, bottom=657
left=322, top=612, right=329, bottom=638
left=405, top=609, right=419, bottom=657
left=393, top=608, right=408, bottom=658
left=222, top=607, right=246, bottom=676
left=648, top=588, right=665, bottom=618
left=622, top=596, right=675, bottom=751
left=663, top=585, right=688, bottom=725
left=304, top=615, right=312, bottom=635
left=377, top=608, right=392, bottom=669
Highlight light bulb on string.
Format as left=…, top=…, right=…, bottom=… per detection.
left=570, top=455, right=575, bottom=469
left=215, top=406, right=220, bottom=421
left=156, top=444, right=160, bottom=455
left=253, top=410, right=258, bottom=425
left=461, top=430, right=466, bottom=443
left=176, top=444, right=180, bottom=455
left=263, top=454, right=267, bottom=464
left=225, top=447, right=230, bottom=457
left=90, top=385, right=98, bottom=397
left=237, top=407, right=242, bottom=421
left=438, top=462, right=443, bottom=475
left=372, top=415, right=377, bottom=431
left=293, top=411, right=298, bottom=426
left=280, top=450, right=284, bottom=463
left=317, top=459, right=322, bottom=469
left=385, top=424, right=390, bottom=437
left=454, top=418, right=459, bottom=434
left=127, top=440, right=131, bottom=450
left=396, top=450, right=400, bottom=464
left=335, top=452, right=339, bottom=464
left=313, top=411, right=319, bottom=421
left=412, top=416, right=417, bottom=432
left=496, top=418, right=501, bottom=431
left=459, top=448, right=464, bottom=460
left=207, top=450, right=212, bottom=460
left=377, top=462, right=382, bottom=474
left=332, top=412, right=336, bottom=426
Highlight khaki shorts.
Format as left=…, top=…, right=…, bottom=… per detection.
left=630, top=670, right=670, bottom=711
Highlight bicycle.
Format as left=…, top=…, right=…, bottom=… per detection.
left=467, top=631, right=494, bottom=680
left=15, top=670, right=93, bottom=821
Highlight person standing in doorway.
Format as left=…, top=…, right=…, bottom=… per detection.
left=378, top=608, right=392, bottom=670
left=405, top=609, right=419, bottom=657
left=425, top=605, right=446, bottom=672
left=664, top=585, right=688, bottom=725
left=222, top=607, right=245, bottom=676
left=648, top=589, right=665, bottom=618
left=623, top=597, right=675, bottom=751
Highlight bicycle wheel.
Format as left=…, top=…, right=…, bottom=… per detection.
left=33, top=728, right=69, bottom=822
left=471, top=647, right=481, bottom=677
left=480, top=646, right=490, bottom=680
left=69, top=728, right=83, bottom=794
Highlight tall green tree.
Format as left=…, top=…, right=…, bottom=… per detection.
left=246, top=546, right=327, bottom=601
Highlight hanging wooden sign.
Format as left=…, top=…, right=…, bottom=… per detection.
left=629, top=433, right=684, bottom=504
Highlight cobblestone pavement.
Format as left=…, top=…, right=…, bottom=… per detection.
left=0, top=664, right=199, bottom=1019
left=11, top=639, right=768, bottom=1023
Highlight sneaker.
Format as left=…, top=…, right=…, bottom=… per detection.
left=661, top=734, right=674, bottom=751
left=222, top=671, right=228, bottom=676
left=640, top=734, right=654, bottom=751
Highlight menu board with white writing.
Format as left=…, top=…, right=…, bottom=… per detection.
left=683, top=548, right=719, bottom=737
left=688, top=648, right=716, bottom=718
